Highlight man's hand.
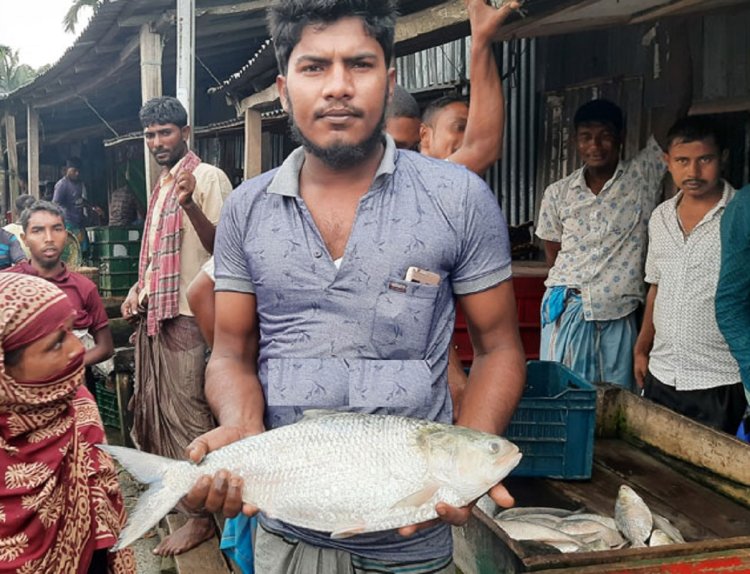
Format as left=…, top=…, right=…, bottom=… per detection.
left=182, top=426, right=259, bottom=518
left=176, top=172, right=197, bottom=207
left=121, top=285, right=145, bottom=324
left=633, top=348, right=649, bottom=389
left=466, top=0, right=521, bottom=45
left=397, top=482, right=514, bottom=537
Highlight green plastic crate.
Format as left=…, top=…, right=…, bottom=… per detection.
left=99, top=271, right=138, bottom=291
left=506, top=360, right=596, bottom=480
left=95, top=380, right=120, bottom=429
left=100, top=288, right=131, bottom=298
left=91, top=241, right=141, bottom=259
left=88, top=226, right=142, bottom=243
left=98, top=257, right=139, bottom=274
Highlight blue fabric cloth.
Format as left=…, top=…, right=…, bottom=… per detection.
left=221, top=515, right=256, bottom=574
left=541, top=285, right=568, bottom=327
left=716, top=185, right=750, bottom=394
left=540, top=287, right=637, bottom=389
left=213, top=135, right=513, bottom=563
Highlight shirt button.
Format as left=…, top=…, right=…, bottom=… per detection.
left=313, top=250, right=322, bottom=258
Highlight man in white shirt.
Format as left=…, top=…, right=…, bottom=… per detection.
left=535, top=22, right=691, bottom=389
left=634, top=116, right=746, bottom=432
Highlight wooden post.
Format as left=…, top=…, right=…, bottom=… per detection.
left=27, top=106, right=40, bottom=199
left=176, top=0, right=195, bottom=147
left=4, top=112, right=19, bottom=204
left=140, top=23, right=163, bottom=196
left=244, top=108, right=262, bottom=179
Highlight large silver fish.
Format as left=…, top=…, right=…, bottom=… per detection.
left=101, top=410, right=521, bottom=550
left=614, top=485, right=653, bottom=547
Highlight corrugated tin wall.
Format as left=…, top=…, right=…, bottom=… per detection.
left=396, top=37, right=538, bottom=227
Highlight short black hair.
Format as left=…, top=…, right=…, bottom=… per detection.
left=65, top=157, right=82, bottom=170
left=14, top=194, right=35, bottom=215
left=20, top=200, right=65, bottom=232
left=139, top=96, right=188, bottom=129
left=422, top=94, right=468, bottom=126
left=666, top=115, right=726, bottom=151
left=573, top=99, right=624, bottom=134
left=268, top=0, right=398, bottom=76
left=387, top=84, right=420, bottom=120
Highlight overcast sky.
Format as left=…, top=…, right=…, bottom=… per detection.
left=1, top=1, right=94, bottom=69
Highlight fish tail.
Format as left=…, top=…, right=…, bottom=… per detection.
left=98, top=444, right=186, bottom=551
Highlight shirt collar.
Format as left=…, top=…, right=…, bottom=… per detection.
left=672, top=180, right=735, bottom=219
left=267, top=134, right=397, bottom=197
left=571, top=162, right=625, bottom=192
left=15, top=261, right=69, bottom=282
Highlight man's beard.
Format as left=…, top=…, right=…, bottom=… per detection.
left=286, top=92, right=387, bottom=170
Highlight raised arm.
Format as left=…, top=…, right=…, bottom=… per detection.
left=447, top=0, right=520, bottom=175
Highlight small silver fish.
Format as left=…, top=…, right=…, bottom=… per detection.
left=102, top=410, right=521, bottom=550
left=649, top=529, right=675, bottom=547
left=495, top=519, right=587, bottom=552
left=615, top=485, right=653, bottom=547
left=652, top=513, right=685, bottom=544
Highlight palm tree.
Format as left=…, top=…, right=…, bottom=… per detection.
left=63, top=0, right=105, bottom=34
left=0, top=46, right=38, bottom=95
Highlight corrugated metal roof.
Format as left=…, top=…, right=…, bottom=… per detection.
left=1, top=0, right=273, bottom=143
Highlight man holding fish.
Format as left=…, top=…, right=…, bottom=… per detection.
left=181, top=0, right=526, bottom=571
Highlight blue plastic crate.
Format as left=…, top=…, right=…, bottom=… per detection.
left=506, top=360, right=596, bottom=479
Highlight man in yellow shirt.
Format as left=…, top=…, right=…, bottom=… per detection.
left=121, top=96, right=232, bottom=556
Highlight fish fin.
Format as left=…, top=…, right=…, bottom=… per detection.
left=331, top=523, right=367, bottom=539
left=391, top=483, right=440, bottom=509
left=97, top=445, right=185, bottom=550
left=97, top=444, right=173, bottom=484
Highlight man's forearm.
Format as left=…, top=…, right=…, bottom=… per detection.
left=457, top=345, right=526, bottom=435
left=182, top=201, right=216, bottom=253
left=205, top=355, right=266, bottom=435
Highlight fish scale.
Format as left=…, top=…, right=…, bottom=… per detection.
left=101, top=410, right=522, bottom=549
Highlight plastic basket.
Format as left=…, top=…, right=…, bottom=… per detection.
left=91, top=241, right=141, bottom=259
left=99, top=257, right=139, bottom=274
left=99, top=288, right=131, bottom=298
left=95, top=380, right=120, bottom=429
left=99, top=271, right=138, bottom=291
left=88, top=226, right=142, bottom=243
left=506, top=360, right=596, bottom=479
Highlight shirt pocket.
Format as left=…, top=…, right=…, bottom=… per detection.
left=371, top=279, right=440, bottom=358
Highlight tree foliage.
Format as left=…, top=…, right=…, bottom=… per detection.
left=63, top=0, right=105, bottom=34
left=0, top=46, right=39, bottom=95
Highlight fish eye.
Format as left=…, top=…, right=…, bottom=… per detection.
left=488, top=442, right=501, bottom=454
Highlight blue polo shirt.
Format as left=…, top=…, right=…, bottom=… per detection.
left=214, top=135, right=511, bottom=562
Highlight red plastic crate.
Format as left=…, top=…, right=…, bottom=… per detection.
left=454, top=273, right=546, bottom=365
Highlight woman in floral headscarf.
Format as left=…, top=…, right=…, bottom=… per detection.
left=0, top=273, right=135, bottom=573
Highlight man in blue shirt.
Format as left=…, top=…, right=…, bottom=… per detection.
left=0, top=227, right=25, bottom=269
left=181, top=1, right=526, bottom=572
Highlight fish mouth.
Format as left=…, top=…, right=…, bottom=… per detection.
left=493, top=449, right=523, bottom=477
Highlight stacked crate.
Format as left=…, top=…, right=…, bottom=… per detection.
left=88, top=227, right=142, bottom=297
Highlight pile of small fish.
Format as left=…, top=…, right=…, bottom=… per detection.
left=492, top=485, right=685, bottom=553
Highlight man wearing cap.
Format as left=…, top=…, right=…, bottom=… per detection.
left=535, top=24, right=692, bottom=389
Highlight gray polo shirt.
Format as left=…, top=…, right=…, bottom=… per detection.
left=214, top=134, right=511, bottom=562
